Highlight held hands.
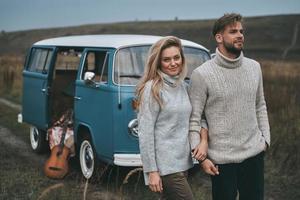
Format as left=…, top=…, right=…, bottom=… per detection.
left=192, top=127, right=208, bottom=161
left=192, top=141, right=208, bottom=161
left=148, top=171, right=163, bottom=193
left=191, top=128, right=219, bottom=176
left=201, top=159, right=219, bottom=176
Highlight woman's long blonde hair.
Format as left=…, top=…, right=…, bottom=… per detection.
left=136, top=36, right=187, bottom=109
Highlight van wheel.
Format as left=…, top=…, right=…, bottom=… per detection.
left=30, top=126, right=48, bottom=153
left=79, top=137, right=97, bottom=179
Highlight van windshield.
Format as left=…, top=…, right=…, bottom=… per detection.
left=114, top=45, right=210, bottom=85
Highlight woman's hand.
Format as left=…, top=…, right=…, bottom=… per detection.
left=148, top=171, right=163, bottom=193
left=192, top=140, right=208, bottom=162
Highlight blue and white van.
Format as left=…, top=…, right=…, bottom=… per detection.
left=18, top=34, right=210, bottom=178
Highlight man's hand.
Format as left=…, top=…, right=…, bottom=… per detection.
left=201, top=159, right=219, bottom=176
left=148, top=171, right=163, bottom=193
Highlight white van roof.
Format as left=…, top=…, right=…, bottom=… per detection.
left=33, top=34, right=208, bottom=50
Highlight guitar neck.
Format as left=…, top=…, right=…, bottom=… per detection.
left=59, top=112, right=72, bottom=147
left=59, top=124, right=68, bottom=147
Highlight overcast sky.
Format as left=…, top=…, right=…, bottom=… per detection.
left=0, top=0, right=299, bottom=32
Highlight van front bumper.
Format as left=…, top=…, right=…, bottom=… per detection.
left=114, top=153, right=142, bottom=167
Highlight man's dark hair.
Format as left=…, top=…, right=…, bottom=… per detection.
left=212, top=13, right=243, bottom=36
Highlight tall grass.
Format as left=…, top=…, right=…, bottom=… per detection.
left=259, top=60, right=300, bottom=199
left=0, top=55, right=24, bottom=103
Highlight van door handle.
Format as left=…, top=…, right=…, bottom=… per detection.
left=74, top=96, right=81, bottom=100
left=41, top=88, right=46, bottom=93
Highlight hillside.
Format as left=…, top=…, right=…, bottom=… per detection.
left=0, top=14, right=299, bottom=60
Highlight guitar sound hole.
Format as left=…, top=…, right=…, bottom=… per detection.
left=49, top=166, right=63, bottom=171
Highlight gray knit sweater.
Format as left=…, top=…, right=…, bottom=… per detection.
left=138, top=73, right=193, bottom=179
left=189, top=48, right=270, bottom=164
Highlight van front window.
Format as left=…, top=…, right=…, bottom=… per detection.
left=114, top=46, right=210, bottom=85
left=114, top=46, right=150, bottom=85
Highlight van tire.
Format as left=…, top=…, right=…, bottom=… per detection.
left=29, top=126, right=48, bottom=153
left=79, top=136, right=97, bottom=179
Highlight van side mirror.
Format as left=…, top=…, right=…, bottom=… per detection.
left=84, top=72, right=96, bottom=85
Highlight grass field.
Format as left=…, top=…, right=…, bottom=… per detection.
left=259, top=60, right=300, bottom=199
left=0, top=55, right=23, bottom=103
left=0, top=56, right=299, bottom=199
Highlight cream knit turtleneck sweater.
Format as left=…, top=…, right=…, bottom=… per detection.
left=138, top=73, right=193, bottom=183
left=189, top=48, right=270, bottom=164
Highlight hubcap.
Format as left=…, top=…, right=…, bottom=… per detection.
left=85, top=146, right=93, bottom=169
left=80, top=140, right=94, bottom=179
left=30, top=127, right=39, bottom=150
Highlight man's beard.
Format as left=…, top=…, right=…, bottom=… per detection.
left=224, top=41, right=243, bottom=56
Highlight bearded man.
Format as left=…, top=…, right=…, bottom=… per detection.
left=189, top=13, right=270, bottom=200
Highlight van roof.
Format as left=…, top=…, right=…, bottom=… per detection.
left=33, top=34, right=208, bottom=50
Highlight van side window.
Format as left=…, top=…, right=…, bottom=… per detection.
left=55, top=49, right=81, bottom=71
left=82, top=51, right=108, bottom=83
left=27, top=48, right=53, bottom=73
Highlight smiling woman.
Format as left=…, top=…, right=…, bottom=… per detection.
left=160, top=46, right=183, bottom=77
left=136, top=36, right=200, bottom=199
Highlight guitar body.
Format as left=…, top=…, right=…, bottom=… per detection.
left=44, top=145, right=70, bottom=179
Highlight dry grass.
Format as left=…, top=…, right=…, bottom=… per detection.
left=0, top=55, right=24, bottom=103
left=258, top=60, right=300, bottom=199
left=260, top=60, right=300, bottom=79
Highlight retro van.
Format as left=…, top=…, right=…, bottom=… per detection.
left=18, top=35, right=210, bottom=178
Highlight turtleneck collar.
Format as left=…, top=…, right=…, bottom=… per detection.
left=161, top=72, right=180, bottom=88
left=214, top=48, right=243, bottom=69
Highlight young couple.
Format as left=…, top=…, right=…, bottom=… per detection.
left=136, top=13, right=270, bottom=200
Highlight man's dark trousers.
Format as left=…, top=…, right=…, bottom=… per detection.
left=211, top=151, right=265, bottom=200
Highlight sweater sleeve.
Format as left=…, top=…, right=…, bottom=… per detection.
left=256, top=66, right=271, bottom=146
left=188, top=70, right=208, bottom=149
left=138, top=82, right=160, bottom=173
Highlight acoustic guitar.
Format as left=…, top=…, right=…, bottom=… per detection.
left=44, top=110, right=72, bottom=179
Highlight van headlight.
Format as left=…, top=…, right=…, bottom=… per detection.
left=128, top=119, right=138, bottom=137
